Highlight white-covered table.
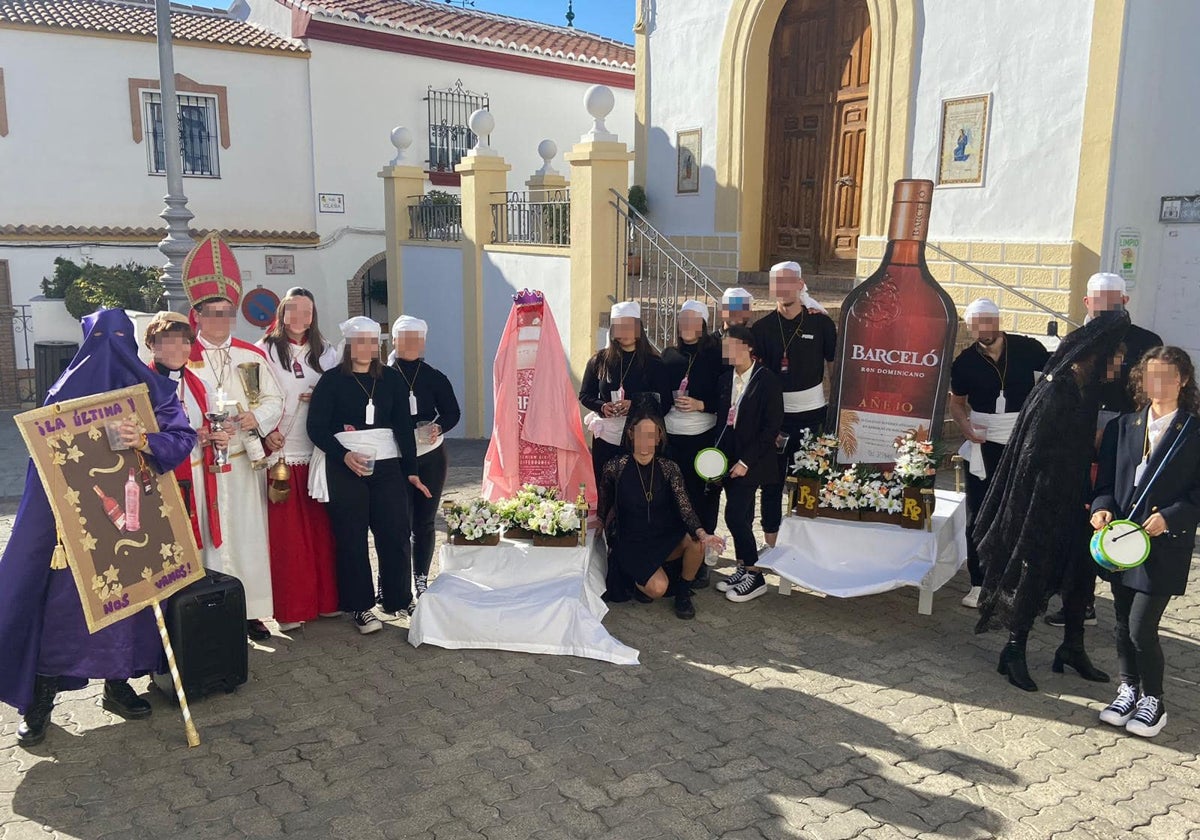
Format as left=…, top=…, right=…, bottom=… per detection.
left=408, top=530, right=640, bottom=664
left=757, top=490, right=968, bottom=615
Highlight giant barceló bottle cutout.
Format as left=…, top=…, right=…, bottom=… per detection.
left=827, top=180, right=958, bottom=465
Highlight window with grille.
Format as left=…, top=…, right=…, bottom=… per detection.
left=143, top=92, right=220, bottom=177
left=425, top=81, right=489, bottom=173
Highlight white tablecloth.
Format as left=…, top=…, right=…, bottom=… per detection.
left=408, top=531, right=640, bottom=664
left=757, top=490, right=968, bottom=614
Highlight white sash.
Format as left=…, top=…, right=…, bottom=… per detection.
left=307, top=430, right=401, bottom=503
left=958, top=410, right=1020, bottom=480
left=665, top=408, right=718, bottom=436
left=783, top=384, right=826, bottom=414
left=584, top=412, right=627, bottom=446
left=416, top=433, right=444, bottom=458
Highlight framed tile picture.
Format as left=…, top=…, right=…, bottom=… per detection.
left=937, top=94, right=991, bottom=187
left=676, top=129, right=701, bottom=194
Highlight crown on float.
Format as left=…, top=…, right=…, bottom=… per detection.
left=513, top=289, right=544, bottom=305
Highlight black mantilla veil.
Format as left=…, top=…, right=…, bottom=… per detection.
left=973, top=310, right=1130, bottom=635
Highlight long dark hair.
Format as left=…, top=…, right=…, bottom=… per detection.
left=676, top=318, right=719, bottom=353
left=622, top=394, right=667, bottom=454
left=600, top=322, right=658, bottom=377
left=262, top=288, right=329, bottom=374
left=1131, top=346, right=1199, bottom=414
left=339, top=342, right=385, bottom=379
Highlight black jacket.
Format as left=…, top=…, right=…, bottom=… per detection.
left=1093, top=410, right=1200, bottom=596
left=714, top=364, right=784, bottom=486
left=1098, top=322, right=1163, bottom=414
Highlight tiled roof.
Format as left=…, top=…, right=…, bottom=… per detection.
left=286, top=0, right=633, bottom=69
left=0, top=0, right=309, bottom=53
left=0, top=225, right=320, bottom=243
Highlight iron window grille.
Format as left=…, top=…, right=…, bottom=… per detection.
left=143, top=92, right=220, bottom=177
left=425, top=81, right=489, bottom=173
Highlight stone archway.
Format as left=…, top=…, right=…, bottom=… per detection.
left=714, top=0, right=918, bottom=272
left=347, top=252, right=387, bottom=323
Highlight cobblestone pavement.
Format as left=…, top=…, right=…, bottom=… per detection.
left=2, top=439, right=1199, bottom=839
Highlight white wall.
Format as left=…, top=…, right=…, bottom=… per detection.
left=0, top=30, right=316, bottom=233
left=400, top=243, right=467, bottom=438
left=1104, top=0, right=1200, bottom=347
left=481, top=249, right=572, bottom=433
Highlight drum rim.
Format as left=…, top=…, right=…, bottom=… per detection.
left=694, top=447, right=728, bottom=479
left=1097, top=519, right=1151, bottom=569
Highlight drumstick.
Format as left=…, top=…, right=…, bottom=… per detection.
left=1112, top=507, right=1158, bottom=542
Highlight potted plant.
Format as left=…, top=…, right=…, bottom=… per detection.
left=892, top=429, right=940, bottom=530
left=789, top=429, right=837, bottom=517
left=625, top=185, right=648, bottom=276
left=817, top=467, right=863, bottom=522
left=525, top=497, right=585, bottom=547
left=444, top=499, right=503, bottom=546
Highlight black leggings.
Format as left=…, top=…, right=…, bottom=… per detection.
left=409, top=446, right=449, bottom=578
left=327, top=457, right=412, bottom=613
left=723, top=476, right=760, bottom=567
left=964, top=442, right=1005, bottom=586
left=760, top=407, right=826, bottom=534
left=1111, top=581, right=1172, bottom=698
left=667, top=430, right=720, bottom=533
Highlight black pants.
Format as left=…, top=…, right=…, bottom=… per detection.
left=1111, top=581, right=1172, bottom=698
left=409, top=446, right=449, bottom=578
left=964, top=442, right=1005, bottom=586
left=592, top=438, right=624, bottom=489
left=327, top=457, right=413, bottom=613
left=760, top=407, right=826, bottom=534
left=667, top=430, right=720, bottom=533
left=723, top=476, right=760, bottom=567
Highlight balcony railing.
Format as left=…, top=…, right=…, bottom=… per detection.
left=407, top=196, right=463, bottom=242
left=491, top=190, right=570, bottom=246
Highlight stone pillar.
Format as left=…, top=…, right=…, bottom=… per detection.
left=456, top=109, right=511, bottom=437
left=564, top=86, right=634, bottom=381
left=378, top=126, right=425, bottom=324
left=526, top=139, right=569, bottom=201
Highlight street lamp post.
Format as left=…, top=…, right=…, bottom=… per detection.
left=155, top=0, right=194, bottom=313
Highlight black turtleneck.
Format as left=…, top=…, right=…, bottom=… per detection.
left=579, top=348, right=670, bottom=413
left=390, top=357, right=461, bottom=435
left=660, top=339, right=722, bottom=414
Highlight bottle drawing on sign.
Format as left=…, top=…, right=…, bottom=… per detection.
left=93, top=484, right=126, bottom=532
left=827, top=179, right=958, bottom=466
left=124, top=468, right=141, bottom=532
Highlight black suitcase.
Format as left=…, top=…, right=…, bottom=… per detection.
left=152, top=570, right=248, bottom=701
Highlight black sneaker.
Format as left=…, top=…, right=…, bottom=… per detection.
left=674, top=589, right=696, bottom=620
left=102, top=680, right=152, bottom=720
left=1044, top=605, right=1098, bottom=627
left=247, top=619, right=272, bottom=641
left=352, top=610, right=383, bottom=635
left=1099, top=683, right=1139, bottom=727
left=415, top=575, right=429, bottom=598
left=725, top=571, right=769, bottom=603
left=1126, top=695, right=1167, bottom=738
left=715, top=566, right=748, bottom=593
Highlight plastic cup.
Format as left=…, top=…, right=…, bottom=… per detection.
left=105, top=420, right=131, bottom=451
left=775, top=433, right=791, bottom=454
left=672, top=389, right=687, bottom=406
left=415, top=421, right=434, bottom=445
left=356, top=446, right=377, bottom=477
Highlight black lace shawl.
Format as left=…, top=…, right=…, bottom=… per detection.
left=597, top=454, right=704, bottom=549
left=974, top=312, right=1130, bottom=634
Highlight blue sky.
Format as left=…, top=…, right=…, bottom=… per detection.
left=187, top=1, right=636, bottom=44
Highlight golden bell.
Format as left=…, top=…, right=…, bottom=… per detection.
left=268, top=459, right=292, bottom=504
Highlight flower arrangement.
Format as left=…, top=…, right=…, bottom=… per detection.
left=444, top=499, right=503, bottom=542
left=892, top=428, right=939, bottom=489
left=790, top=429, right=840, bottom=480
left=495, top=484, right=561, bottom=531
left=819, top=467, right=864, bottom=511
left=524, top=498, right=584, bottom=537
left=859, top=473, right=904, bottom=514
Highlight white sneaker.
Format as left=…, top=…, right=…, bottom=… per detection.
left=1125, top=695, right=1167, bottom=738
left=715, top=567, right=748, bottom=593
left=1099, top=683, right=1140, bottom=727
left=961, top=586, right=982, bottom=609
left=276, top=621, right=303, bottom=632
left=352, top=610, right=383, bottom=635
left=726, top=572, right=769, bottom=603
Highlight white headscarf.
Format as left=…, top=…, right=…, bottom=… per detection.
left=963, top=298, right=1001, bottom=322
left=1087, top=272, right=1126, bottom=294
left=387, top=315, right=428, bottom=365
left=678, top=300, right=709, bottom=321
left=611, top=301, right=641, bottom=321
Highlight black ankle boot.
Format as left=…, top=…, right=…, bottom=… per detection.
left=674, top=585, right=696, bottom=620
left=997, top=638, right=1038, bottom=692
left=16, top=675, right=58, bottom=747
left=1052, top=643, right=1111, bottom=682
left=102, top=679, right=153, bottom=719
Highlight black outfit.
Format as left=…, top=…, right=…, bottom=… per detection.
left=662, top=339, right=723, bottom=533
left=1097, top=322, right=1163, bottom=416
left=715, top=364, right=784, bottom=565
left=307, top=366, right=419, bottom=613
left=751, top=309, right=837, bottom=533
left=580, top=349, right=670, bottom=487
left=950, top=334, right=1051, bottom=586
left=393, top=358, right=461, bottom=580
left=598, top=455, right=703, bottom=587
left=1093, top=410, right=1200, bottom=697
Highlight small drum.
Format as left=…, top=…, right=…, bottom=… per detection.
left=1090, top=519, right=1151, bottom=572
left=694, top=447, right=729, bottom=482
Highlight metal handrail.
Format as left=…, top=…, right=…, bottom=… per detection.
left=925, top=242, right=1080, bottom=329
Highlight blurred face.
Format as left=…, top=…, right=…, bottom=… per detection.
left=721, top=300, right=752, bottom=328
left=629, top=418, right=660, bottom=458
left=1144, top=358, right=1185, bottom=404
left=1085, top=290, right=1128, bottom=316
left=1103, top=350, right=1126, bottom=382
left=153, top=333, right=192, bottom=371
left=196, top=301, right=236, bottom=342
left=722, top=336, right=751, bottom=368
left=349, top=335, right=379, bottom=367
left=394, top=330, right=426, bottom=360
left=611, top=317, right=640, bottom=345
left=677, top=311, right=705, bottom=343
left=282, top=296, right=314, bottom=336
left=967, top=314, right=1002, bottom=346
left=770, top=269, right=804, bottom=304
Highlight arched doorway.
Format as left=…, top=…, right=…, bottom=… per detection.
left=347, top=252, right=388, bottom=325
left=761, top=0, right=871, bottom=272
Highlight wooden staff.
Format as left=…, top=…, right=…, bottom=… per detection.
left=951, top=454, right=964, bottom=494
left=152, top=601, right=199, bottom=747
left=921, top=488, right=935, bottom=533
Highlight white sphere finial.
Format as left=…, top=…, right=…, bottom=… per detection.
left=582, top=85, right=617, bottom=142
left=467, top=109, right=498, bottom=156
left=389, top=126, right=413, bottom=165
left=536, top=139, right=559, bottom=176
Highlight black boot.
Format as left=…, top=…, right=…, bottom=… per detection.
left=16, top=675, right=58, bottom=747
left=102, top=679, right=153, bottom=719
left=692, top=564, right=711, bottom=590
left=997, top=633, right=1038, bottom=692
left=1052, top=643, right=1111, bottom=682
left=674, top=585, right=696, bottom=620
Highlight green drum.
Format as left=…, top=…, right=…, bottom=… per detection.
left=1090, top=519, right=1151, bottom=573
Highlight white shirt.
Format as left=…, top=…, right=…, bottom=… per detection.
left=257, top=338, right=338, bottom=464
left=1147, top=408, right=1178, bottom=456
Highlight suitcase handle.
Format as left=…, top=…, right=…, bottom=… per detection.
left=198, top=591, right=227, bottom=608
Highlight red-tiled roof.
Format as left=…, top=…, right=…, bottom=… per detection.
left=0, top=0, right=309, bottom=53
left=285, top=0, right=633, bottom=69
